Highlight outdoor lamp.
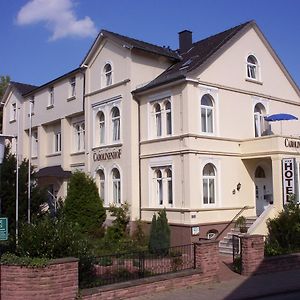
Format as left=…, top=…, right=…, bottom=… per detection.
left=237, top=183, right=241, bottom=191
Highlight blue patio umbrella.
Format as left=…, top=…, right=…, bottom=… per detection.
left=264, top=113, right=298, bottom=122
left=264, top=113, right=298, bottom=135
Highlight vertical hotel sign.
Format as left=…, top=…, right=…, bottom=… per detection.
left=282, top=158, right=298, bottom=205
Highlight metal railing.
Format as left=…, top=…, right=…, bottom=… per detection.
left=91, top=244, right=194, bottom=286
left=215, top=206, right=249, bottom=240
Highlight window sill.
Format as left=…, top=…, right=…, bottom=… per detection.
left=70, top=151, right=85, bottom=156
left=46, top=152, right=61, bottom=158
left=92, top=143, right=122, bottom=150
left=31, top=156, right=38, bottom=159
left=245, top=78, right=263, bottom=85
left=67, top=96, right=76, bottom=102
left=9, top=119, right=16, bottom=124
left=46, top=104, right=54, bottom=110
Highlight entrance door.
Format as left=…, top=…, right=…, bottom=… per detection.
left=255, top=166, right=271, bottom=216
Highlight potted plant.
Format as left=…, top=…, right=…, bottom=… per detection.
left=235, top=216, right=247, bottom=233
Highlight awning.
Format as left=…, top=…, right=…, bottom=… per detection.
left=36, top=165, right=72, bottom=178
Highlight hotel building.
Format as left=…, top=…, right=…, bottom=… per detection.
left=2, top=21, right=300, bottom=245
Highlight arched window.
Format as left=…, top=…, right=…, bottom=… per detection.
left=112, top=168, right=121, bottom=204
left=247, top=55, right=258, bottom=80
left=203, top=163, right=216, bottom=205
left=165, top=101, right=172, bottom=135
left=104, top=63, right=112, bottom=86
left=98, top=111, right=105, bottom=144
left=201, top=94, right=214, bottom=133
left=165, top=168, right=173, bottom=205
left=111, top=107, right=120, bottom=142
left=254, top=103, right=266, bottom=137
left=155, top=169, right=163, bottom=205
left=98, top=169, right=105, bottom=201
left=255, top=166, right=266, bottom=178
left=154, top=103, right=162, bottom=137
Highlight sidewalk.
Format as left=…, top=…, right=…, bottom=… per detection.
left=131, top=255, right=300, bottom=300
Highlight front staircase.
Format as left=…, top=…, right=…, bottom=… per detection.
left=219, top=217, right=257, bottom=255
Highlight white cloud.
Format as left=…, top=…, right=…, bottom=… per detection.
left=16, top=0, right=97, bottom=41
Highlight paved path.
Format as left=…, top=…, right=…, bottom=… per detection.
left=131, top=255, right=300, bottom=300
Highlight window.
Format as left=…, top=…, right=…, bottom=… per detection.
left=165, top=101, right=172, bottom=135
left=255, top=166, right=266, bottom=178
left=153, top=167, right=173, bottom=206
left=70, top=77, right=76, bottom=98
left=247, top=55, right=258, bottom=80
left=166, top=168, right=173, bottom=205
left=112, top=168, right=121, bottom=204
left=29, top=97, right=35, bottom=115
left=98, top=111, right=105, bottom=145
left=74, top=122, right=85, bottom=152
left=154, top=103, right=162, bottom=137
left=54, top=131, right=61, bottom=152
left=104, top=63, right=112, bottom=86
left=202, top=163, right=216, bottom=205
left=111, top=107, right=120, bottom=142
left=254, top=103, right=266, bottom=137
left=49, top=87, right=54, bottom=107
left=10, top=103, right=16, bottom=121
left=155, top=169, right=163, bottom=205
left=201, top=94, right=214, bottom=133
left=31, top=130, right=38, bottom=157
left=98, top=169, right=105, bottom=202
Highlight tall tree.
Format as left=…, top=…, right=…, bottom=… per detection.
left=0, top=75, right=10, bottom=132
left=0, top=146, right=47, bottom=234
left=64, top=171, right=106, bottom=236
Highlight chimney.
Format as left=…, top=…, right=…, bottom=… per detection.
left=178, top=30, right=192, bottom=54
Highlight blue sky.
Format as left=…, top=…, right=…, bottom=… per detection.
left=0, top=0, right=299, bottom=88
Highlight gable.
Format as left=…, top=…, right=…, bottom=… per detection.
left=196, top=27, right=299, bottom=102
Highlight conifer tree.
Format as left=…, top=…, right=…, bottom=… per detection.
left=64, top=171, right=106, bottom=235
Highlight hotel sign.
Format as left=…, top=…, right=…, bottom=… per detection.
left=282, top=158, right=296, bottom=205
left=93, top=148, right=121, bottom=162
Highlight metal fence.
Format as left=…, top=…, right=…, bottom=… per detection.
left=92, top=244, right=195, bottom=286
left=232, top=234, right=242, bottom=273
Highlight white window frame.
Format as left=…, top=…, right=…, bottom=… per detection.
left=69, top=76, right=76, bottom=98
left=98, top=111, right=105, bottom=145
left=151, top=165, right=174, bottom=208
left=111, top=106, right=120, bottom=143
left=253, top=101, right=268, bottom=137
left=10, top=103, right=16, bottom=121
left=48, top=87, right=54, bottom=107
left=149, top=96, right=173, bottom=139
left=73, top=121, right=85, bottom=152
left=111, top=167, right=121, bottom=205
left=202, top=163, right=217, bottom=206
left=31, top=130, right=38, bottom=158
left=200, top=94, right=214, bottom=134
left=103, top=62, right=113, bottom=87
left=54, top=131, right=61, bottom=153
left=246, top=54, right=261, bottom=82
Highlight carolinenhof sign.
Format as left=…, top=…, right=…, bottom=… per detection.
left=93, top=148, right=121, bottom=162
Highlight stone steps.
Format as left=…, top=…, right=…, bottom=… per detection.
left=219, top=217, right=257, bottom=255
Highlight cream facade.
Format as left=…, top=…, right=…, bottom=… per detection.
left=2, top=21, right=300, bottom=245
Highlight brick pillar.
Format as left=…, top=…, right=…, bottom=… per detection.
left=241, top=235, right=264, bottom=276
left=194, top=241, right=219, bottom=279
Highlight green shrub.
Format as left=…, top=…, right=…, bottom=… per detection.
left=96, top=257, right=113, bottom=266
left=265, top=202, right=300, bottom=255
left=64, top=171, right=106, bottom=236
left=148, top=209, right=170, bottom=255
left=0, top=252, right=48, bottom=268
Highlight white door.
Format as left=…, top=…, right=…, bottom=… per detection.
left=255, top=166, right=272, bottom=216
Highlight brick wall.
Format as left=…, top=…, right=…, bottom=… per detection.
left=81, top=241, right=219, bottom=300
left=0, top=257, right=78, bottom=300
left=241, top=235, right=300, bottom=276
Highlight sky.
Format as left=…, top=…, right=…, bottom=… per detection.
left=0, top=0, right=299, bottom=88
